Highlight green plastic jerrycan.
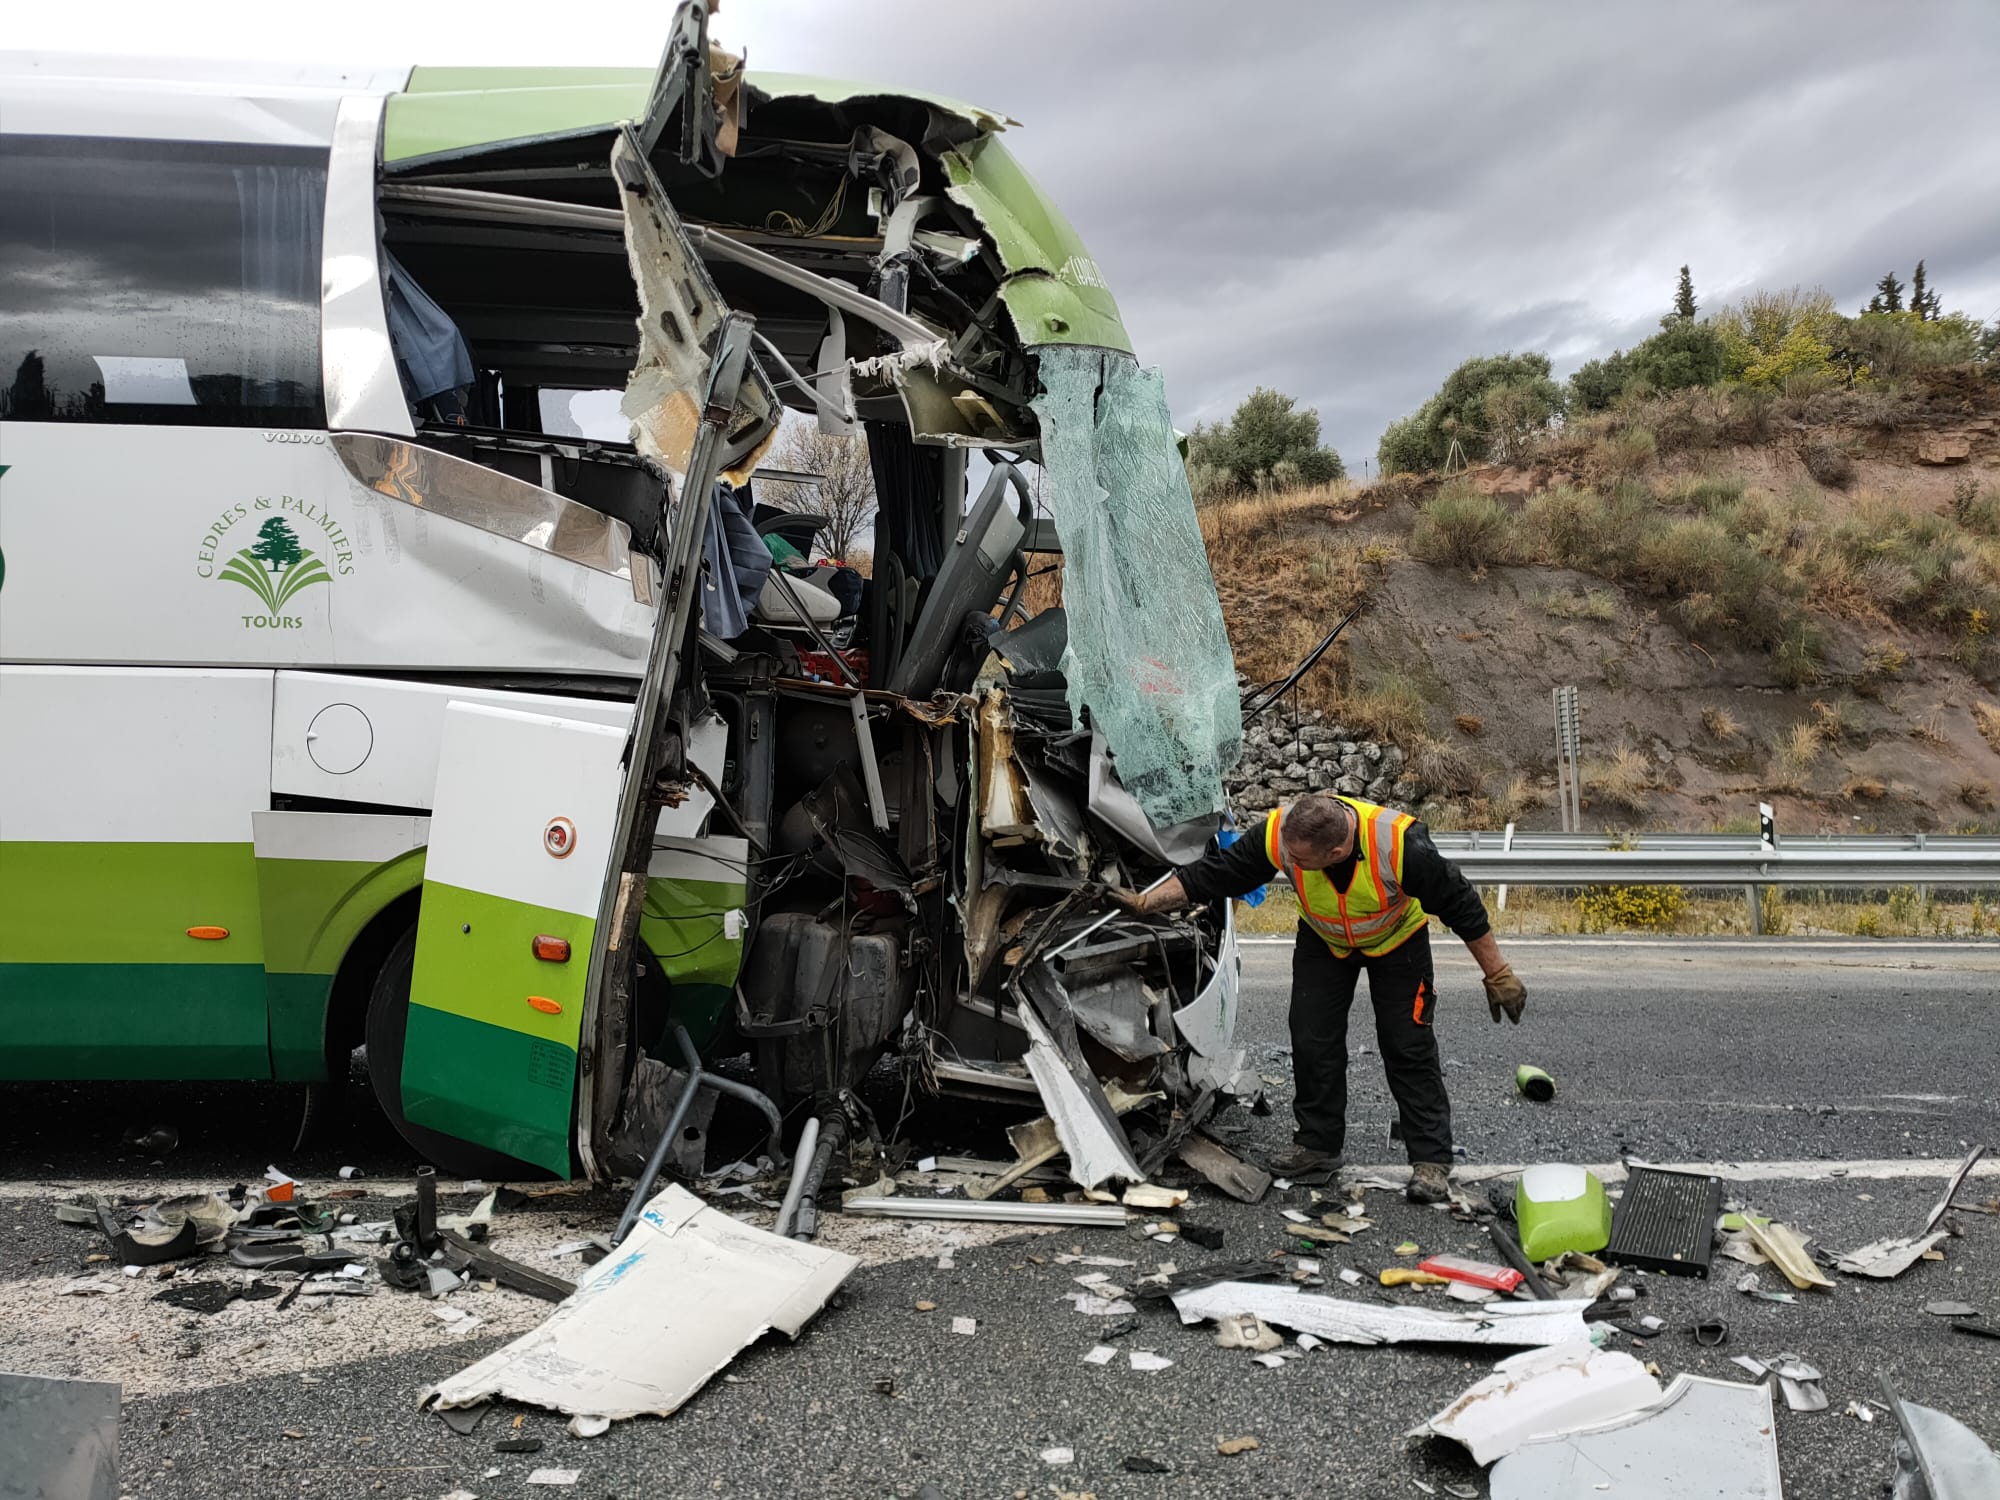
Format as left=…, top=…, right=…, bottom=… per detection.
left=1514, top=1164, right=1612, bottom=1261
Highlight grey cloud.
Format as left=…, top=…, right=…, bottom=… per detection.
left=726, top=1, right=2000, bottom=465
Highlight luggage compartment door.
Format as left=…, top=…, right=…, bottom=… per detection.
left=403, top=701, right=626, bottom=1175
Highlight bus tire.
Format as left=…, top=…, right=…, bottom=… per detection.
left=363, top=926, right=548, bottom=1180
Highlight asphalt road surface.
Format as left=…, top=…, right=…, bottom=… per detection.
left=3, top=937, right=1996, bottom=1499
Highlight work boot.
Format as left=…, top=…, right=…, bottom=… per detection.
left=1406, top=1161, right=1453, bottom=1205
left=1264, top=1143, right=1341, bottom=1181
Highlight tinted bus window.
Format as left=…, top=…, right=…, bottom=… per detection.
left=0, top=135, right=327, bottom=427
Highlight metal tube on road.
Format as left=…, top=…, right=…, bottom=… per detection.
left=843, top=1197, right=1129, bottom=1227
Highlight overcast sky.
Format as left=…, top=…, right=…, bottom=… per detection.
left=14, top=1, right=2000, bottom=468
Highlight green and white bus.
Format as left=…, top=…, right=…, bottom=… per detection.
left=0, top=12, right=1243, bottom=1180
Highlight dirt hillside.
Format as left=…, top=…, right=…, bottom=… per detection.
left=1206, top=370, right=2000, bottom=832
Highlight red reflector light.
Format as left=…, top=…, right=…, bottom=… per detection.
left=528, top=996, right=563, bottom=1015
left=532, top=934, right=571, bottom=962
left=186, top=926, right=230, bottom=941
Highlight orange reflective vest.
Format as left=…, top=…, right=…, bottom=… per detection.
left=1266, top=797, right=1429, bottom=957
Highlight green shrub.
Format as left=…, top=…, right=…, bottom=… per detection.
left=1576, top=884, right=1687, bottom=932
left=1524, top=486, right=1617, bottom=568
left=1595, top=426, right=1658, bottom=478
left=1409, top=490, right=1517, bottom=570
left=1376, top=352, right=1566, bottom=474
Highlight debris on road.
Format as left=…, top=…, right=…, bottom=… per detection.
left=1217, top=1436, right=1260, bottom=1456
left=1878, top=1374, right=2000, bottom=1495
left=1487, top=1374, right=1781, bottom=1499
left=1213, top=1314, right=1283, bottom=1352
left=1514, top=1165, right=1612, bottom=1261
left=1738, top=1215, right=1834, bottom=1291
left=1412, top=1342, right=1661, bottom=1465
left=427, top=1184, right=855, bottom=1424
left=1171, top=1282, right=1595, bottom=1348
left=1603, top=1168, right=1724, bottom=1277
left=1514, top=1065, right=1556, bottom=1103
left=1417, top=1253, right=1524, bottom=1294
left=1835, top=1231, right=1951, bottom=1279
left=0, top=1371, right=119, bottom=1500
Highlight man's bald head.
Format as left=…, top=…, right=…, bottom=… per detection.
left=1281, top=795, right=1355, bottom=870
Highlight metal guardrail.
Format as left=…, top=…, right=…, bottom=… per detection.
left=1445, top=849, right=2000, bottom=886
left=1424, top=832, right=2000, bottom=886
left=1432, top=831, right=2000, bottom=854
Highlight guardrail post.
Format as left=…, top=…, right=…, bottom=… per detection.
left=1746, top=884, right=1762, bottom=936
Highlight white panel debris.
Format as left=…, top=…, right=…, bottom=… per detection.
left=1170, top=1282, right=1594, bottom=1349
left=1835, top=1231, right=1950, bottom=1279
left=1489, top=1375, right=1783, bottom=1500
left=1017, top=1005, right=1144, bottom=1191
left=1412, top=1342, right=1663, bottom=1465
left=425, top=1185, right=855, bottom=1421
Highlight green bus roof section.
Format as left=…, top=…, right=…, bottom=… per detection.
left=384, top=67, right=1128, bottom=353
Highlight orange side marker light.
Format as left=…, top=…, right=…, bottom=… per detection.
left=187, top=926, right=230, bottom=941
left=531, top=934, right=571, bottom=962
left=528, top=996, right=563, bottom=1015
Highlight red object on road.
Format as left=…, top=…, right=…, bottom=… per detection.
left=1418, top=1253, right=1525, bottom=1293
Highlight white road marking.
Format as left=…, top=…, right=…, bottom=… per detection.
left=1344, top=1157, right=1998, bottom=1186
left=1236, top=935, right=1999, bottom=952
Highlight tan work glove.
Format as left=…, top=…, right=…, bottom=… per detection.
left=1484, top=964, right=1527, bottom=1024
left=1105, top=886, right=1145, bottom=914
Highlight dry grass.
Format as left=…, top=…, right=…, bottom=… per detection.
left=1583, top=745, right=1657, bottom=809
left=1975, top=702, right=2000, bottom=756
left=1488, top=774, right=1546, bottom=825
left=1701, top=705, right=1742, bottom=741
left=1911, top=709, right=1951, bottom=747
left=1454, top=714, right=1485, bottom=736
left=1772, top=721, right=1824, bottom=788
left=1841, top=775, right=1888, bottom=800
left=1542, top=588, right=1619, bottom=622
left=1963, top=782, right=1997, bottom=812
left=1198, top=484, right=1386, bottom=713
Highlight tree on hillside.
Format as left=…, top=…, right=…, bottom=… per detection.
left=1377, top=352, right=1564, bottom=474
left=1866, top=271, right=1906, bottom=314
left=1908, top=260, right=1942, bottom=321
left=761, top=423, right=877, bottom=560
left=1186, top=387, right=1343, bottom=493
left=1672, top=265, right=1698, bottom=322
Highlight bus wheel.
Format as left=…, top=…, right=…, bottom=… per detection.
left=363, top=927, right=548, bottom=1180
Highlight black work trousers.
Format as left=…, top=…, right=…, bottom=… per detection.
left=1288, top=922, right=1453, bottom=1165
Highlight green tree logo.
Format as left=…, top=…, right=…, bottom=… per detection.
left=218, top=516, right=330, bottom=613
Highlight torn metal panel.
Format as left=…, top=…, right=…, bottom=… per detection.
left=427, top=1185, right=855, bottom=1422
left=1067, top=970, right=1169, bottom=1062
left=1087, top=730, right=1220, bottom=864
left=939, top=131, right=1131, bottom=353
left=976, top=690, right=1036, bottom=840
left=968, top=1081, right=1159, bottom=1200
left=1925, top=1144, right=1987, bottom=1233
left=0, top=1372, right=119, bottom=1500
left=1413, top=1343, right=1662, bottom=1467
left=1837, top=1231, right=1951, bottom=1279
left=1171, top=910, right=1241, bottom=1059
left=1169, top=1282, right=1595, bottom=1350
left=1489, top=1376, right=1782, bottom=1500
left=1017, top=1004, right=1144, bottom=1192
left=1881, top=1377, right=2000, bottom=1499
left=611, top=132, right=777, bottom=488
left=1015, top=751, right=1089, bottom=863
left=1174, top=1132, right=1272, bottom=1205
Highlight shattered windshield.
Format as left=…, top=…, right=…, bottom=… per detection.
left=1031, top=345, right=1244, bottom=826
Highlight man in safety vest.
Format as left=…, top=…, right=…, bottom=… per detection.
left=1115, top=792, right=1526, bottom=1204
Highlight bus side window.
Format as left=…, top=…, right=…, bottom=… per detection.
left=0, top=135, right=327, bottom=428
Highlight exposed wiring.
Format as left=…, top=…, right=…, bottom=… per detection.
left=763, top=172, right=850, bottom=239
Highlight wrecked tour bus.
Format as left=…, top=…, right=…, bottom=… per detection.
left=0, top=8, right=1247, bottom=1196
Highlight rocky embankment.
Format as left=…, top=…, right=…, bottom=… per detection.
left=1226, top=701, right=1425, bottom=815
